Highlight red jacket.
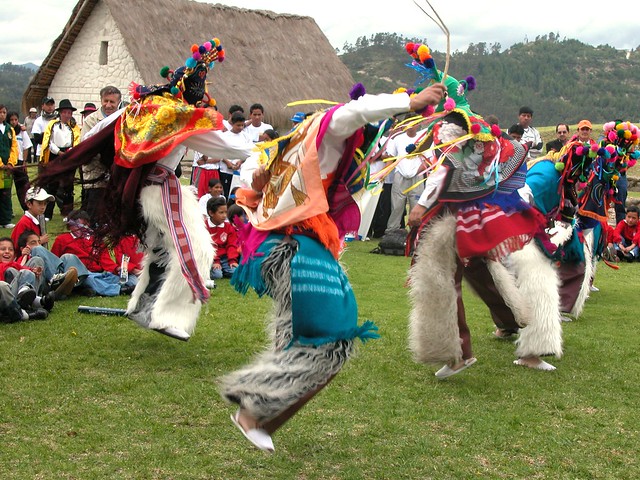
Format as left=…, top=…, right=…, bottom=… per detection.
left=0, top=260, right=34, bottom=281
left=113, top=235, right=144, bottom=273
left=11, top=214, right=42, bottom=246
left=205, top=220, right=239, bottom=264
left=613, top=220, right=639, bottom=245
left=51, top=232, right=119, bottom=273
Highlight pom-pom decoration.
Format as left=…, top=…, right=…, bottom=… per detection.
left=159, top=66, right=171, bottom=78
left=470, top=123, right=481, bottom=135
left=349, top=82, right=366, bottom=100
left=185, top=57, right=197, bottom=69
left=490, top=124, right=502, bottom=137
left=190, top=44, right=199, bottom=53
left=443, top=97, right=456, bottom=111
left=170, top=86, right=180, bottom=95
left=405, top=41, right=441, bottom=86
left=405, top=143, right=417, bottom=154
left=555, top=162, right=565, bottom=172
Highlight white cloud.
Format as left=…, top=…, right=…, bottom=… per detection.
left=2, top=0, right=637, bottom=66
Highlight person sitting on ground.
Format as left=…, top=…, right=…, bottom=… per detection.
left=0, top=236, right=53, bottom=316
left=110, top=234, right=144, bottom=286
left=198, top=178, right=225, bottom=216
left=16, top=229, right=83, bottom=299
left=612, top=205, right=640, bottom=262
left=205, top=196, right=238, bottom=282
left=51, top=210, right=136, bottom=296
left=0, top=280, right=48, bottom=322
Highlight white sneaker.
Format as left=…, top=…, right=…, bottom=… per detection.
left=589, top=285, right=599, bottom=292
left=205, top=279, right=216, bottom=289
left=153, top=327, right=190, bottom=341
left=2, top=223, right=15, bottom=229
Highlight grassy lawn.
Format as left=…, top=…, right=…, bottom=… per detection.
left=1, top=186, right=639, bottom=480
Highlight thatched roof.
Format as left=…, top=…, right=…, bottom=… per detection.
left=22, top=0, right=355, bottom=128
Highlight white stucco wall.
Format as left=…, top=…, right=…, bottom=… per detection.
left=48, top=1, right=142, bottom=124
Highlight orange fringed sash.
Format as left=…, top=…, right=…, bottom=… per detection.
left=114, top=93, right=223, bottom=168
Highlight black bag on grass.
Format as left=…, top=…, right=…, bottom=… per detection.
left=376, top=228, right=408, bottom=256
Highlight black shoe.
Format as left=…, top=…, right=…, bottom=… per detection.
left=119, top=284, right=135, bottom=295
left=17, top=287, right=37, bottom=309
left=28, top=308, right=49, bottom=320
left=41, top=291, right=56, bottom=311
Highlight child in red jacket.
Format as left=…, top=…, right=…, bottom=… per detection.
left=0, top=237, right=53, bottom=315
left=612, top=205, right=639, bottom=262
left=205, top=197, right=238, bottom=281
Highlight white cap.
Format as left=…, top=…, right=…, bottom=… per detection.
left=25, top=187, right=55, bottom=203
left=29, top=107, right=37, bottom=113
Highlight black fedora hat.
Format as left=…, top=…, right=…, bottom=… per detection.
left=56, top=99, right=77, bottom=112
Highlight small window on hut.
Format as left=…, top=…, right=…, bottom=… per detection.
left=99, top=41, right=109, bottom=65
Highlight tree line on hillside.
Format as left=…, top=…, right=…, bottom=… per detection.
left=340, top=33, right=640, bottom=127
left=0, top=63, right=35, bottom=114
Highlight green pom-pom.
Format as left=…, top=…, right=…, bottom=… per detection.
left=555, top=162, right=565, bottom=172
left=170, top=86, right=180, bottom=95
left=160, top=66, right=170, bottom=78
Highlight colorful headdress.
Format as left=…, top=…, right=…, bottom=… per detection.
left=602, top=120, right=640, bottom=164
left=130, top=38, right=225, bottom=106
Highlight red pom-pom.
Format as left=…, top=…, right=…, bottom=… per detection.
left=471, top=123, right=481, bottom=135
left=191, top=44, right=199, bottom=53
left=405, top=43, right=415, bottom=54
left=491, top=124, right=502, bottom=137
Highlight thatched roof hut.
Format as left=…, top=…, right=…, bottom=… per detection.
left=22, top=0, right=355, bottom=130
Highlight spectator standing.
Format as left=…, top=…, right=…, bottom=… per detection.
left=220, top=112, right=251, bottom=199
left=507, top=124, right=524, bottom=142
left=7, top=111, right=32, bottom=212
left=223, top=104, right=244, bottom=131
left=546, top=124, right=570, bottom=153
left=40, top=99, right=81, bottom=219
left=574, top=120, right=596, bottom=145
left=80, top=86, right=122, bottom=222
left=192, top=150, right=221, bottom=199
left=198, top=178, right=224, bottom=216
left=385, top=122, right=425, bottom=232
left=243, top=103, right=273, bottom=143
left=30, top=97, right=57, bottom=160
left=23, top=107, right=38, bottom=164
left=518, top=106, right=543, bottom=160
left=0, top=105, right=18, bottom=228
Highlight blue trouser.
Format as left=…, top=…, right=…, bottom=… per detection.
left=30, top=246, right=90, bottom=282
left=4, top=257, right=46, bottom=295
left=210, top=255, right=236, bottom=279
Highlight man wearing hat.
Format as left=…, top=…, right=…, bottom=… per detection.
left=80, top=103, right=97, bottom=119
left=40, top=99, right=80, bottom=218
left=31, top=96, right=57, bottom=160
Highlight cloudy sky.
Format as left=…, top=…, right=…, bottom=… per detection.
left=3, top=0, right=638, bottom=65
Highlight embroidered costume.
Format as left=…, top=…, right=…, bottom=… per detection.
left=36, top=38, right=254, bottom=341
left=402, top=42, right=562, bottom=375
left=219, top=84, right=446, bottom=452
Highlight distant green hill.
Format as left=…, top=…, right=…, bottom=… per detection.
left=0, top=63, right=35, bottom=114
left=340, top=33, right=640, bottom=127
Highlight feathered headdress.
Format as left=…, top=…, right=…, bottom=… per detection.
left=130, top=38, right=225, bottom=106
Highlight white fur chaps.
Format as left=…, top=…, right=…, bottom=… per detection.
left=127, top=184, right=215, bottom=335
left=506, top=242, right=563, bottom=358
left=408, top=213, right=462, bottom=364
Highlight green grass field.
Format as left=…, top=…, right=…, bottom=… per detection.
left=1, top=197, right=639, bottom=480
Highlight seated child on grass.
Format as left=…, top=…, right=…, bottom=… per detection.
left=205, top=197, right=239, bottom=280
left=0, top=237, right=54, bottom=316
left=51, top=210, right=136, bottom=296
left=612, top=205, right=639, bottom=262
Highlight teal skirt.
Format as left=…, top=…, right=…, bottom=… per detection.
left=231, top=233, right=379, bottom=347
